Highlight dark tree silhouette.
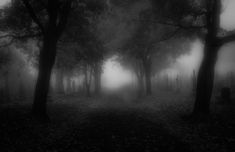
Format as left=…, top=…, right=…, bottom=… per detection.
left=62, top=0, right=107, bottom=96
left=193, top=0, right=235, bottom=116
left=150, top=0, right=235, bottom=118
left=55, top=43, right=80, bottom=94
left=1, top=0, right=73, bottom=120
left=24, top=0, right=72, bottom=120
left=0, top=48, right=12, bottom=103
left=118, top=56, right=145, bottom=97
left=122, top=8, right=181, bottom=96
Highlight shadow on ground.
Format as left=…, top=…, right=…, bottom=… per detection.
left=49, top=109, right=192, bottom=152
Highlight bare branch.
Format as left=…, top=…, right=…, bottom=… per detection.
left=133, top=19, right=206, bottom=30
left=56, top=0, right=72, bottom=37
left=144, top=28, right=181, bottom=53
left=21, top=0, right=45, bottom=34
left=155, top=28, right=181, bottom=43
left=219, top=33, right=235, bottom=45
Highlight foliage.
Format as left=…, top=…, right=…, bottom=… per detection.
left=56, top=0, right=108, bottom=74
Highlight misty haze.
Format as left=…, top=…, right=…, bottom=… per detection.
left=1, top=0, right=235, bottom=152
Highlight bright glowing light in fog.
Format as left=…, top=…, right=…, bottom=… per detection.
left=102, top=57, right=133, bottom=90
left=216, top=43, right=235, bottom=75
left=160, top=40, right=203, bottom=78
left=161, top=39, right=235, bottom=79
left=221, top=0, right=235, bottom=30
left=0, top=0, right=8, bottom=7
left=175, top=40, right=203, bottom=75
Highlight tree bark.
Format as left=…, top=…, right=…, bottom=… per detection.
left=4, top=71, right=10, bottom=103
left=192, top=70, right=197, bottom=94
left=137, top=73, right=144, bottom=97
left=66, top=75, right=72, bottom=94
left=88, top=67, right=93, bottom=96
left=20, top=0, right=72, bottom=121
left=32, top=34, right=57, bottom=121
left=193, top=41, right=219, bottom=115
left=72, top=80, right=76, bottom=93
left=143, top=59, right=152, bottom=95
left=84, top=64, right=91, bottom=97
left=192, top=0, right=221, bottom=117
left=94, top=62, right=101, bottom=95
left=18, top=74, right=25, bottom=100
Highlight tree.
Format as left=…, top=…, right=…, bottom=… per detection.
left=0, top=47, right=12, bottom=103
left=150, top=0, right=235, bottom=118
left=1, top=0, right=73, bottom=121
left=26, top=0, right=72, bottom=120
left=121, top=11, right=153, bottom=95
left=193, top=0, right=235, bottom=116
left=62, top=0, right=107, bottom=96
left=78, top=39, right=105, bottom=97
left=1, top=0, right=107, bottom=119
left=122, top=8, right=180, bottom=96
left=118, top=55, right=145, bottom=96
left=55, top=43, right=79, bottom=94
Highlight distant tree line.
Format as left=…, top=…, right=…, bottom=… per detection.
left=0, top=0, right=235, bottom=122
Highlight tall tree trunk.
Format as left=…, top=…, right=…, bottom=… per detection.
left=66, top=75, right=72, bottom=94
left=72, top=80, right=76, bottom=93
left=137, top=73, right=144, bottom=97
left=56, top=69, right=64, bottom=94
left=193, top=41, right=219, bottom=115
left=143, top=59, right=152, bottom=95
left=88, top=67, right=93, bottom=96
left=94, top=62, right=101, bottom=95
left=192, top=70, right=197, bottom=94
left=193, top=0, right=221, bottom=117
left=21, top=0, right=72, bottom=121
left=84, top=65, right=91, bottom=97
left=18, top=74, right=25, bottom=100
left=4, top=71, right=10, bottom=103
left=32, top=34, right=57, bottom=121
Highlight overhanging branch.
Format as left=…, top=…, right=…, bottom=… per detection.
left=56, top=0, right=72, bottom=37
left=155, top=28, right=181, bottom=43
left=133, top=19, right=206, bottom=30
left=219, top=33, right=235, bottom=45
left=21, top=0, right=45, bottom=34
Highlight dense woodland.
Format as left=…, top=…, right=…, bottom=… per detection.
left=0, top=0, right=235, bottom=152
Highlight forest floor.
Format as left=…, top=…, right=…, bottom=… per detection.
left=0, top=91, right=235, bottom=152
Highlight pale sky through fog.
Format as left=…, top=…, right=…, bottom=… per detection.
left=161, top=0, right=235, bottom=80
left=0, top=0, right=9, bottom=7
left=221, top=0, right=235, bottom=30
left=102, top=57, right=133, bottom=89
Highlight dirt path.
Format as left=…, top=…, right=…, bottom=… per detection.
left=0, top=95, right=193, bottom=152
left=48, top=108, right=192, bottom=152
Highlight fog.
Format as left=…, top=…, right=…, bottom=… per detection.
left=2, top=36, right=235, bottom=96
left=102, top=56, right=133, bottom=90
left=1, top=0, right=235, bottom=152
